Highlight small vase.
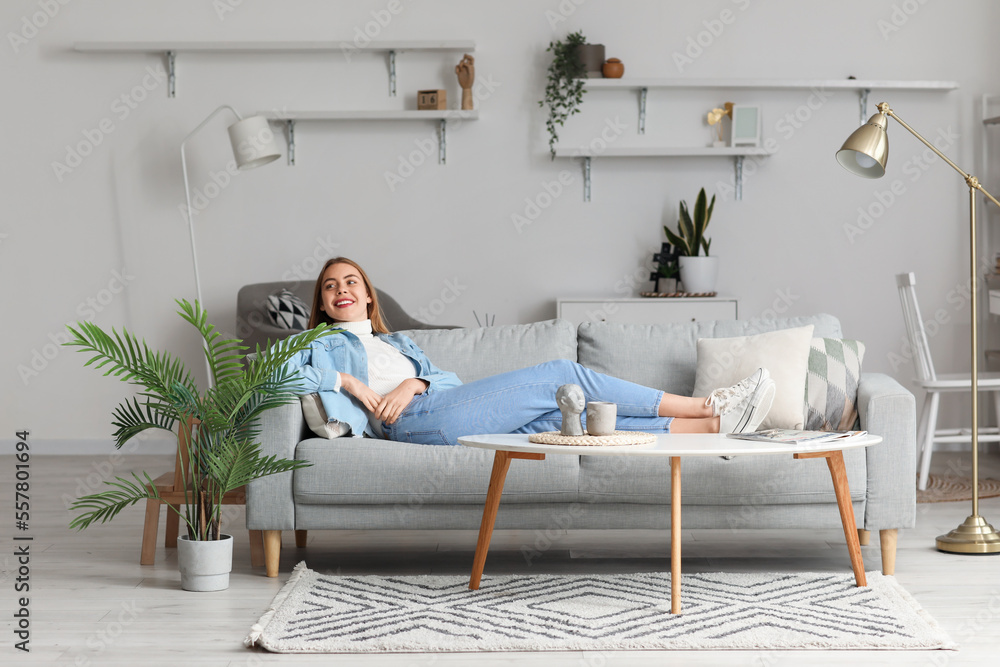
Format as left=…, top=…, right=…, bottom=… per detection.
left=678, top=256, right=719, bottom=294
left=602, top=58, right=624, bottom=78
left=177, top=534, right=234, bottom=591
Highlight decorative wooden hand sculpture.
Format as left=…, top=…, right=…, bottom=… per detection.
left=455, top=53, right=475, bottom=110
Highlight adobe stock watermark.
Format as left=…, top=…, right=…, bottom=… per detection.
left=65, top=600, right=143, bottom=667
left=213, top=0, right=244, bottom=21
left=843, top=125, right=959, bottom=244
left=340, top=0, right=412, bottom=62
left=414, top=277, right=467, bottom=324
left=17, top=268, right=135, bottom=386
left=673, top=0, right=753, bottom=73
left=877, top=0, right=931, bottom=41
left=7, top=0, right=73, bottom=54
left=714, top=87, right=835, bottom=202
left=544, top=0, right=587, bottom=30
left=384, top=76, right=502, bottom=192
left=51, top=65, right=167, bottom=183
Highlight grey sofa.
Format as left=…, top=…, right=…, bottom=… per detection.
left=246, top=314, right=916, bottom=578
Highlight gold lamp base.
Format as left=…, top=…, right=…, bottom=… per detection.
left=936, top=515, right=1000, bottom=554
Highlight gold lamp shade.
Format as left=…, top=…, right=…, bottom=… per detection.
left=836, top=111, right=889, bottom=178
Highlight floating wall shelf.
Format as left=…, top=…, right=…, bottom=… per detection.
left=553, top=146, right=777, bottom=202
left=73, top=40, right=477, bottom=98
left=259, top=110, right=479, bottom=165
left=584, top=78, right=959, bottom=132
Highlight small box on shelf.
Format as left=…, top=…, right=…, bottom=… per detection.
left=417, top=89, right=447, bottom=110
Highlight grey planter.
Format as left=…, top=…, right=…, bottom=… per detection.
left=177, top=534, right=233, bottom=591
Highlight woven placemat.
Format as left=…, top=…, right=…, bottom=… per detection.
left=528, top=431, right=657, bottom=446
left=640, top=291, right=717, bottom=298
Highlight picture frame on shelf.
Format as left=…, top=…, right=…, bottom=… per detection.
left=731, top=105, right=761, bottom=147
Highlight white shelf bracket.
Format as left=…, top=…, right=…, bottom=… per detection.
left=439, top=119, right=447, bottom=164
left=388, top=50, right=397, bottom=97
left=639, top=87, right=648, bottom=135
left=584, top=156, right=592, bottom=202
left=166, top=50, right=176, bottom=98
left=859, top=88, right=870, bottom=125
left=285, top=120, right=296, bottom=166
left=735, top=156, right=744, bottom=201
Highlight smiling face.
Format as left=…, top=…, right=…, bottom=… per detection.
left=318, top=262, right=373, bottom=323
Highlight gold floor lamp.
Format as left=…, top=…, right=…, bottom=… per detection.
left=836, top=102, right=1000, bottom=554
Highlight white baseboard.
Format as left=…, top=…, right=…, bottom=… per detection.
left=0, top=437, right=176, bottom=456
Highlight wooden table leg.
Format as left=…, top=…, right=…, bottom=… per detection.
left=795, top=450, right=867, bottom=587
left=469, top=450, right=544, bottom=590
left=670, top=456, right=681, bottom=614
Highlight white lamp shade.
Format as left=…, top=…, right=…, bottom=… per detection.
left=227, top=115, right=281, bottom=169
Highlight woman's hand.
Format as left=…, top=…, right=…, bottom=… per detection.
left=374, top=378, right=428, bottom=425
left=340, top=373, right=384, bottom=413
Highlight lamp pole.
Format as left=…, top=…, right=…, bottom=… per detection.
left=838, top=102, right=1000, bottom=553
left=180, top=105, right=281, bottom=386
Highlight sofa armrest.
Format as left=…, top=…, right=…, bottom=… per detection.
left=245, top=401, right=307, bottom=531
left=857, top=372, right=917, bottom=531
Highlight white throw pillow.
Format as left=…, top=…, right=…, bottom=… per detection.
left=692, top=325, right=814, bottom=430
left=299, top=393, right=352, bottom=439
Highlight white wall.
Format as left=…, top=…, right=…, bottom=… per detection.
left=4, top=0, right=999, bottom=453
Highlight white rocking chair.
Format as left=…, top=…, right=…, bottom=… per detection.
left=896, top=272, right=1000, bottom=490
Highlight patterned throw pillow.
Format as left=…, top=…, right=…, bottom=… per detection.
left=804, top=338, right=865, bottom=431
left=266, top=289, right=310, bottom=330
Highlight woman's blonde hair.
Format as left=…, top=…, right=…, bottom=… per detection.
left=308, top=257, right=390, bottom=333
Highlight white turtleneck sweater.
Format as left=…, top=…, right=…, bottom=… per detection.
left=334, top=319, right=419, bottom=437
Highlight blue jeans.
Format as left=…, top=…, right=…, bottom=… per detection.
left=382, top=359, right=672, bottom=446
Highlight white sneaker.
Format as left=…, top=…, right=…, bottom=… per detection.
left=706, top=368, right=770, bottom=417
left=720, top=378, right=776, bottom=434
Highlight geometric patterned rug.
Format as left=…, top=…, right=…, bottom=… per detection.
left=245, top=562, right=955, bottom=652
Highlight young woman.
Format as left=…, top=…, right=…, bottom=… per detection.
left=283, top=257, right=775, bottom=445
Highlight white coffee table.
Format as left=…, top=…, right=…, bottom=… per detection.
left=458, top=431, right=882, bottom=614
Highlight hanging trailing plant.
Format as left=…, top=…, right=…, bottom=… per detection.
left=539, top=30, right=587, bottom=160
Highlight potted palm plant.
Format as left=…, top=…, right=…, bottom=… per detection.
left=663, top=187, right=719, bottom=293
left=66, top=300, right=334, bottom=591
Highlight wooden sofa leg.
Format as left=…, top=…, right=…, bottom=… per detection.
left=140, top=499, right=160, bottom=565
left=857, top=529, right=871, bottom=546
left=880, top=529, right=898, bottom=575
left=295, top=530, right=308, bottom=548
left=264, top=530, right=281, bottom=578
left=249, top=530, right=264, bottom=567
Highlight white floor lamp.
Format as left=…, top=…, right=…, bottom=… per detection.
left=836, top=101, right=1000, bottom=554
left=180, top=106, right=281, bottom=384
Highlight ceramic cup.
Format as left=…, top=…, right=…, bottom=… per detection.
left=586, top=402, right=617, bottom=437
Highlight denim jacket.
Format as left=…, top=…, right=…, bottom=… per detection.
left=282, top=329, right=462, bottom=437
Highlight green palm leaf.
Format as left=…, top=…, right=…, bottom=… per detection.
left=69, top=473, right=158, bottom=530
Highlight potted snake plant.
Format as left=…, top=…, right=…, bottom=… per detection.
left=66, top=300, right=332, bottom=590
left=663, top=187, right=719, bottom=293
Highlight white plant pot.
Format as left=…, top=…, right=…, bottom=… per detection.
left=678, top=256, right=719, bottom=294
left=177, top=534, right=233, bottom=592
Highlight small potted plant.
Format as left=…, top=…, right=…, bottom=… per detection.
left=663, top=188, right=719, bottom=293
left=66, top=300, right=334, bottom=590
left=539, top=30, right=588, bottom=160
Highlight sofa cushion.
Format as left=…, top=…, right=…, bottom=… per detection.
left=805, top=338, right=866, bottom=431
left=399, top=319, right=578, bottom=383
left=692, top=325, right=814, bottom=429
left=577, top=447, right=866, bottom=506
left=576, top=314, right=843, bottom=397
left=293, top=438, right=580, bottom=505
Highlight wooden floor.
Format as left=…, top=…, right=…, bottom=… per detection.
left=5, top=450, right=1000, bottom=666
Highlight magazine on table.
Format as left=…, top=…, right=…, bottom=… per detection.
left=726, top=429, right=868, bottom=444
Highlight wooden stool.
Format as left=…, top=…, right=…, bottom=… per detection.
left=139, top=417, right=264, bottom=567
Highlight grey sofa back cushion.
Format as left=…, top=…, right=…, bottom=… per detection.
left=399, top=319, right=578, bottom=383
left=576, top=314, right=843, bottom=396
